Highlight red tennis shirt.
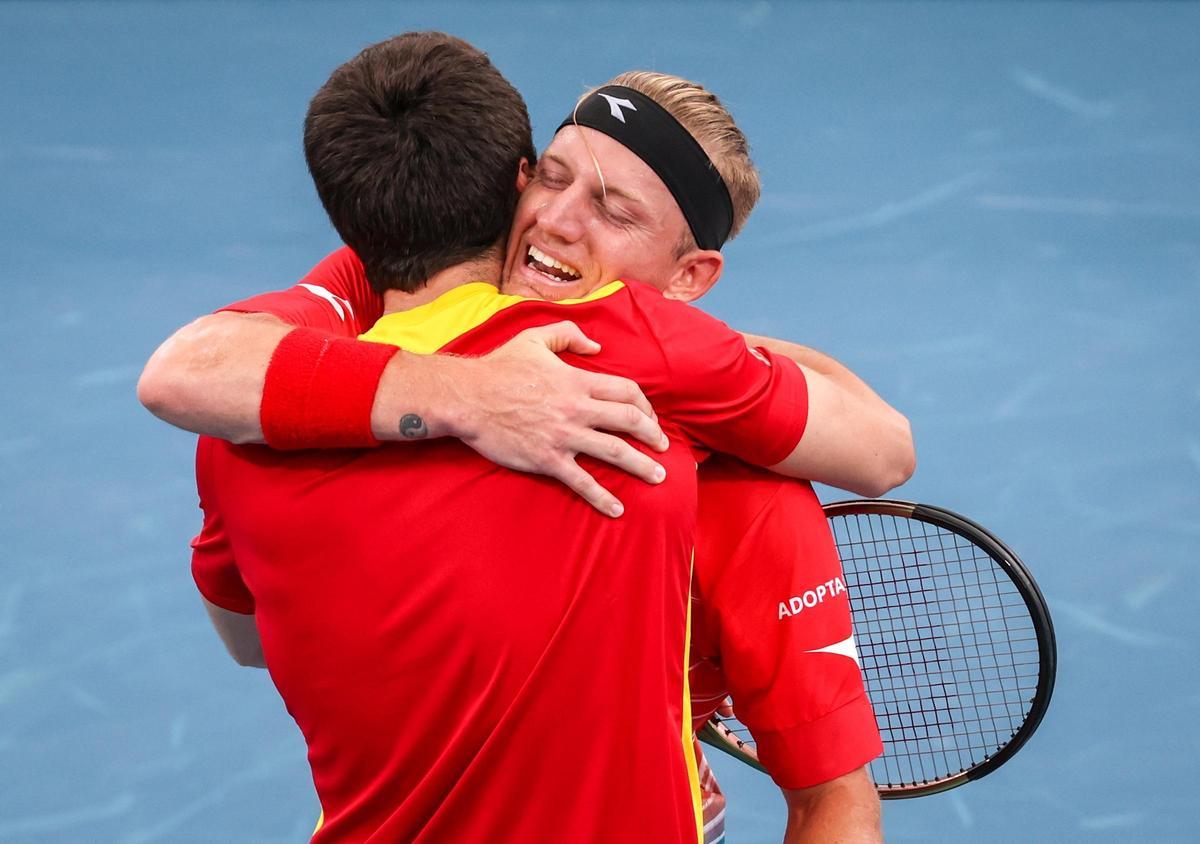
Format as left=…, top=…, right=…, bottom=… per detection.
left=192, top=273, right=807, bottom=842
left=689, top=455, right=884, bottom=789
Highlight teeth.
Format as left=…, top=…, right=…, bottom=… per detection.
left=527, top=244, right=580, bottom=279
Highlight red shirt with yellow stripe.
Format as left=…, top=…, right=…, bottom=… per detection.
left=192, top=272, right=806, bottom=842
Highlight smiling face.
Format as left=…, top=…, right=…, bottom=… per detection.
left=502, top=127, right=714, bottom=301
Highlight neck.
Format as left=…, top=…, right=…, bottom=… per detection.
left=382, top=255, right=503, bottom=314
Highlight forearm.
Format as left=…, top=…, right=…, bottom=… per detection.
left=746, top=334, right=915, bottom=496
left=138, top=312, right=290, bottom=443
left=201, top=598, right=266, bottom=668
left=781, top=768, right=882, bottom=844
left=138, top=311, right=451, bottom=444
left=743, top=333, right=884, bottom=407
left=369, top=351, right=473, bottom=442
left=771, top=365, right=914, bottom=497
left=139, top=311, right=666, bottom=515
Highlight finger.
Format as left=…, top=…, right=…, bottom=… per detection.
left=717, top=697, right=735, bottom=717
left=580, top=398, right=669, bottom=455
left=584, top=374, right=661, bottom=439
left=572, top=431, right=667, bottom=485
left=553, top=460, right=625, bottom=518
left=518, top=321, right=601, bottom=356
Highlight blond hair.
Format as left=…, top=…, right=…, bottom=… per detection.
left=602, top=70, right=761, bottom=244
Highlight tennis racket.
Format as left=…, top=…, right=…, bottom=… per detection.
left=699, top=499, right=1056, bottom=798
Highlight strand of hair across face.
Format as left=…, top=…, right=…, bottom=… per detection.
left=571, top=92, right=607, bottom=200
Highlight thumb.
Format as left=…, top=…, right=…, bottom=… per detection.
left=522, top=321, right=602, bottom=356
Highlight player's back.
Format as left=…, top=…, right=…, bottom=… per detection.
left=204, top=283, right=703, bottom=843
left=202, top=280, right=805, bottom=843
left=208, top=430, right=700, bottom=842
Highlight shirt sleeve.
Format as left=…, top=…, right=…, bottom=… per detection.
left=217, top=247, right=383, bottom=336
left=190, top=437, right=255, bottom=614
left=693, top=458, right=883, bottom=789
left=639, top=292, right=808, bottom=467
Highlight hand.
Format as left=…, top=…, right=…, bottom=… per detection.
left=445, top=321, right=669, bottom=517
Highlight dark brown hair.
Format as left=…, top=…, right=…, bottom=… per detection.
left=304, top=32, right=536, bottom=293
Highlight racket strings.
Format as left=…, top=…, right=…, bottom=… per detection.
left=832, top=513, right=1039, bottom=788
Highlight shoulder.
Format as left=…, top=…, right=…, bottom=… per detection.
left=219, top=247, right=382, bottom=335
left=613, top=282, right=747, bottom=370
left=294, top=247, right=382, bottom=329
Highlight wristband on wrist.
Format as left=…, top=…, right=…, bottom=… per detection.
left=260, top=328, right=399, bottom=449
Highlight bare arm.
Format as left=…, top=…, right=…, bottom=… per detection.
left=138, top=312, right=667, bottom=517
left=781, top=767, right=882, bottom=844
left=743, top=333, right=916, bottom=498
left=139, top=312, right=291, bottom=443
left=201, top=597, right=266, bottom=668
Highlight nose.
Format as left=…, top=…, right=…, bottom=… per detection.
left=536, top=182, right=586, bottom=245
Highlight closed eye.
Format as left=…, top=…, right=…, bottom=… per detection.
left=536, top=163, right=569, bottom=190
left=599, top=198, right=639, bottom=227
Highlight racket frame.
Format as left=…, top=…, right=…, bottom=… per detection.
left=698, top=498, right=1057, bottom=799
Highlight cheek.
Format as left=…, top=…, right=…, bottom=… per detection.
left=597, top=231, right=674, bottom=285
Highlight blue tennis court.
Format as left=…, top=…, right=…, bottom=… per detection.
left=2, top=2, right=1197, bottom=840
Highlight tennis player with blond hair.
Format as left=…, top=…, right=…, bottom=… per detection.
left=142, top=34, right=908, bottom=843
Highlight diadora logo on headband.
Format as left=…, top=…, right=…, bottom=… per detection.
left=598, top=93, right=638, bottom=123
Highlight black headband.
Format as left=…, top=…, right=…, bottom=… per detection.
left=557, top=85, right=734, bottom=251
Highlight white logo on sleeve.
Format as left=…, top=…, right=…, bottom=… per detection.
left=598, top=93, right=638, bottom=123
left=749, top=347, right=771, bottom=367
left=804, top=634, right=862, bottom=668
left=298, top=283, right=355, bottom=322
left=777, top=576, right=847, bottom=619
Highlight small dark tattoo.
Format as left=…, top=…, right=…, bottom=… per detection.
left=399, top=413, right=428, bottom=439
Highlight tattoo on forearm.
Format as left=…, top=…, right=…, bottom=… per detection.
left=399, top=413, right=428, bottom=439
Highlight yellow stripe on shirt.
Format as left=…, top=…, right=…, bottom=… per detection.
left=683, top=550, right=705, bottom=844
left=359, top=281, right=626, bottom=352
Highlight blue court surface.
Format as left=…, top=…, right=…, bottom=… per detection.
left=2, top=2, right=1197, bottom=841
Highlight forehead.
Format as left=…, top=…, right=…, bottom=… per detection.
left=544, top=126, right=684, bottom=218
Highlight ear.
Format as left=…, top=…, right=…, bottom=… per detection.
left=516, top=158, right=533, bottom=193
left=661, top=249, right=724, bottom=302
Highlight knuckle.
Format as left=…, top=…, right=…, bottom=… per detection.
left=565, top=397, right=587, bottom=420
left=550, top=428, right=573, bottom=452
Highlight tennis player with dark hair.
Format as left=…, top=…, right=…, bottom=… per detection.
left=145, top=33, right=910, bottom=843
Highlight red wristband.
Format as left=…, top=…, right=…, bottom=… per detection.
left=260, top=328, right=400, bottom=450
